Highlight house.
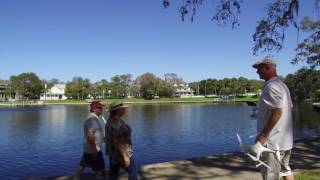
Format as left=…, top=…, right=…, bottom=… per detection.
left=174, top=83, right=194, bottom=98
left=40, top=84, right=67, bottom=100
left=0, top=80, right=9, bottom=101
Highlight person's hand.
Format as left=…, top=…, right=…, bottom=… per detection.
left=93, top=149, right=99, bottom=159
left=256, top=133, right=267, bottom=145
left=123, top=157, right=130, bottom=168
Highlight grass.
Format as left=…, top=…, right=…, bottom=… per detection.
left=294, top=168, right=320, bottom=180
left=0, top=96, right=259, bottom=106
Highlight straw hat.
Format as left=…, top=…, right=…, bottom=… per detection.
left=106, top=102, right=128, bottom=112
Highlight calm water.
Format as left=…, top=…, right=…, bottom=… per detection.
left=0, top=103, right=319, bottom=180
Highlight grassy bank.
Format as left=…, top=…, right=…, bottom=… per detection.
left=52, top=96, right=258, bottom=104
left=0, top=96, right=259, bottom=106
left=295, top=168, right=320, bottom=180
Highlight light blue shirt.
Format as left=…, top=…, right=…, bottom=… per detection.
left=83, top=113, right=105, bottom=153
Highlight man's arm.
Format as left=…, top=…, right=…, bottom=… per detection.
left=256, top=108, right=282, bottom=144
left=87, top=129, right=98, bottom=155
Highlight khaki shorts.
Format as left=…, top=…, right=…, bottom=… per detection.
left=260, top=150, right=292, bottom=180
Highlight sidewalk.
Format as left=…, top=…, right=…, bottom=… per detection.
left=27, top=137, right=320, bottom=180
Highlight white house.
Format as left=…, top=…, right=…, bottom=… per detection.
left=174, top=83, right=194, bottom=98
left=40, top=84, right=67, bottom=100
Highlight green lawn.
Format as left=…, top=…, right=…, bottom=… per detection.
left=64, top=96, right=258, bottom=104
left=0, top=96, right=259, bottom=106
left=295, top=169, right=320, bottom=180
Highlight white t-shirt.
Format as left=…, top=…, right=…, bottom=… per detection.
left=257, top=76, right=293, bottom=151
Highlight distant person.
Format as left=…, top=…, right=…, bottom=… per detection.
left=75, top=101, right=107, bottom=179
left=253, top=58, right=294, bottom=180
left=105, top=102, right=137, bottom=180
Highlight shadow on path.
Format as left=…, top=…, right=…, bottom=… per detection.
left=27, top=137, right=320, bottom=180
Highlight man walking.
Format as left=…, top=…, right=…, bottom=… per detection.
left=253, top=58, right=294, bottom=180
left=75, top=101, right=107, bottom=179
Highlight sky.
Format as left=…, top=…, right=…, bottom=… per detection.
left=0, top=0, right=318, bottom=83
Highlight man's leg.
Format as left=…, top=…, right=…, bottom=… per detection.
left=75, top=166, right=85, bottom=179
left=124, top=158, right=138, bottom=180
left=280, top=150, right=294, bottom=180
left=75, top=153, right=88, bottom=179
left=260, top=152, right=281, bottom=180
left=93, top=151, right=107, bottom=179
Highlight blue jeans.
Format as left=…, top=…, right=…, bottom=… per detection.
left=109, top=157, right=137, bottom=180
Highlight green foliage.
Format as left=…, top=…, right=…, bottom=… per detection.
left=253, top=0, right=299, bottom=54
left=163, top=0, right=320, bottom=68
left=93, top=79, right=110, bottom=99
left=189, top=77, right=263, bottom=96
left=292, top=16, right=320, bottom=68
left=285, top=68, right=320, bottom=101
left=11, top=70, right=320, bottom=103
left=65, top=77, right=91, bottom=100
left=136, top=73, right=161, bottom=99
left=8, top=72, right=44, bottom=99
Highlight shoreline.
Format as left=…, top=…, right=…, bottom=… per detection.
left=27, top=137, right=320, bottom=180
left=0, top=97, right=258, bottom=107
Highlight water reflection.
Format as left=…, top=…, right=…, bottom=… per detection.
left=293, top=103, right=320, bottom=139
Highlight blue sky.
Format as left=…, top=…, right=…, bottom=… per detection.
left=0, top=0, right=317, bottom=83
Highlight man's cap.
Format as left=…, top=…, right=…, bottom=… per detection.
left=252, top=58, right=277, bottom=68
left=90, top=101, right=104, bottom=109
left=106, top=102, right=127, bottom=112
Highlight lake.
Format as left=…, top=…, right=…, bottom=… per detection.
left=0, top=103, right=319, bottom=180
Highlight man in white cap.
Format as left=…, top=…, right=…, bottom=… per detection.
left=253, top=57, right=294, bottom=180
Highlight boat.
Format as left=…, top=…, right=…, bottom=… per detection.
left=312, top=103, right=320, bottom=111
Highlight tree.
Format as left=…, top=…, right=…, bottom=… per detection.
left=110, top=75, right=123, bottom=97
left=9, top=72, right=44, bottom=100
left=120, top=74, right=133, bottom=97
left=94, top=79, right=110, bottom=99
left=163, top=0, right=320, bottom=67
left=42, top=78, right=60, bottom=90
left=136, top=73, right=162, bottom=99
left=189, top=77, right=263, bottom=96
left=164, top=73, right=184, bottom=85
left=158, top=80, right=175, bottom=97
left=65, top=77, right=91, bottom=100
left=285, top=68, right=320, bottom=101
left=292, top=16, right=320, bottom=68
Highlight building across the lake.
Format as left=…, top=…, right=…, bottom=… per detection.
left=174, top=83, right=194, bottom=98
left=40, top=84, right=67, bottom=100
left=0, top=80, right=10, bottom=101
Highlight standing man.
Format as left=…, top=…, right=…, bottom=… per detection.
left=253, top=58, right=294, bottom=180
left=75, top=101, right=107, bottom=179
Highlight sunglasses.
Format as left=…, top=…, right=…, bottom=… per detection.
left=257, top=66, right=266, bottom=73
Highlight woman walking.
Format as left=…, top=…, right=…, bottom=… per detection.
left=105, top=102, right=137, bottom=180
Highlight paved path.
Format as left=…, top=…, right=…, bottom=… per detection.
left=27, top=137, right=320, bottom=180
